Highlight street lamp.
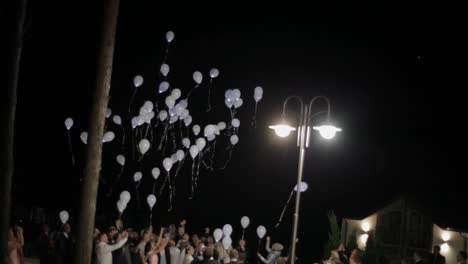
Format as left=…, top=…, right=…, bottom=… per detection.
left=269, top=96, right=341, bottom=264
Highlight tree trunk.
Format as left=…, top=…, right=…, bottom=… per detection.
left=74, top=1, right=120, bottom=263
left=0, top=0, right=27, bottom=262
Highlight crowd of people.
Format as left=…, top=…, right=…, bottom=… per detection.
left=16, top=218, right=291, bottom=264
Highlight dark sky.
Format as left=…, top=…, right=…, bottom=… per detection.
left=8, top=1, right=466, bottom=261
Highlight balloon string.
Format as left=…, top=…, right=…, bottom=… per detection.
left=189, top=161, right=195, bottom=199
left=186, top=84, right=200, bottom=99
left=120, top=125, right=126, bottom=153
left=206, top=79, right=213, bottom=112
left=131, top=128, right=136, bottom=160
left=242, top=229, right=245, bottom=240
left=144, top=123, right=150, bottom=139
left=163, top=42, right=171, bottom=64
left=136, top=182, right=141, bottom=210
left=152, top=180, right=157, bottom=195
left=158, top=173, right=168, bottom=197
left=106, top=165, right=125, bottom=197
left=168, top=171, right=173, bottom=212
left=209, top=140, right=217, bottom=170
left=66, top=130, right=76, bottom=167
left=275, top=189, right=295, bottom=229
left=251, top=103, right=258, bottom=128
left=171, top=124, right=177, bottom=152
left=158, top=123, right=168, bottom=151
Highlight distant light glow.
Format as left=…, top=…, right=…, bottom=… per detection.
left=269, top=124, right=296, bottom=138
left=313, top=125, right=342, bottom=140
left=360, top=234, right=369, bottom=245
left=441, top=231, right=451, bottom=242
left=361, top=222, right=371, bottom=232
left=441, top=243, right=449, bottom=253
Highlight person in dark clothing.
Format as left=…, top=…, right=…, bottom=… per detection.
left=202, top=247, right=218, bottom=264
left=236, top=239, right=248, bottom=264
left=37, top=224, right=52, bottom=264
left=55, top=223, right=72, bottom=264
left=429, top=246, right=446, bottom=264
left=338, top=243, right=350, bottom=264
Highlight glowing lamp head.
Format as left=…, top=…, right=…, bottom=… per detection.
left=441, top=231, right=451, bottom=242
left=313, top=125, right=342, bottom=140
left=269, top=124, right=296, bottom=138
left=360, top=234, right=369, bottom=245
left=361, top=222, right=371, bottom=232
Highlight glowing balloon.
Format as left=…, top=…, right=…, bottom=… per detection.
left=147, top=194, right=157, bottom=209
left=117, top=200, right=126, bottom=213
left=171, top=88, right=181, bottom=100
left=217, top=122, right=226, bottom=130
left=204, top=124, right=217, bottom=137
left=225, top=99, right=233, bottom=109
left=225, top=90, right=234, bottom=101
left=195, top=138, right=206, bottom=150
left=256, top=225, right=266, bottom=239
left=166, top=31, right=175, bottom=43
left=133, top=75, right=144, bottom=87
left=222, top=236, right=232, bottom=250
left=116, top=155, right=125, bottom=166
left=232, top=118, right=240, bottom=128
left=163, top=158, right=173, bottom=171
left=131, top=117, right=139, bottom=128
left=133, top=172, right=142, bottom=182
left=120, top=191, right=131, bottom=204
left=179, top=99, right=188, bottom=109
left=193, top=125, right=201, bottom=136
left=207, top=134, right=216, bottom=142
left=152, top=168, right=160, bottom=180
left=230, top=135, right=239, bottom=145
left=241, top=216, right=250, bottom=229
left=213, top=228, right=223, bottom=242
left=159, top=81, right=170, bottom=94
left=294, top=182, right=309, bottom=192
left=223, top=224, right=233, bottom=237
left=59, top=211, right=69, bottom=224
left=176, top=150, right=185, bottom=161
left=182, top=138, right=190, bottom=149
left=234, top=98, right=243, bottom=108
left=105, top=108, right=112, bottom=118
left=102, top=131, right=115, bottom=143
left=232, top=89, right=241, bottom=99
left=160, top=64, right=170, bottom=77
left=138, top=139, right=150, bottom=154
left=254, top=86, right=264, bottom=102
left=165, top=96, right=175, bottom=109
left=171, top=154, right=178, bottom=164
left=209, top=68, right=219, bottom=78
left=193, top=71, right=203, bottom=84
left=169, top=115, right=178, bottom=124
left=64, top=118, right=74, bottom=130
left=180, top=110, right=190, bottom=120
left=159, top=110, right=168, bottom=121
left=189, top=145, right=199, bottom=159
left=80, top=132, right=88, bottom=144
left=112, top=115, right=122, bottom=125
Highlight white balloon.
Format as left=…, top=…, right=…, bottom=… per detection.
left=217, top=122, right=226, bottom=130
left=159, top=110, right=168, bottom=121
left=80, top=132, right=88, bottom=144
left=241, top=216, right=250, bottom=229
left=209, top=68, right=219, bottom=78
left=133, top=171, right=142, bottom=182
left=102, top=131, right=115, bottom=143
left=222, top=236, right=232, bottom=250
left=204, top=124, right=217, bottom=137
left=133, top=75, right=144, bottom=87
left=166, top=31, right=175, bottom=43
left=112, top=115, right=122, bottom=125
left=136, top=116, right=145, bottom=126
left=180, top=110, right=190, bottom=120
left=294, top=182, right=309, bottom=192
left=254, top=94, right=263, bottom=102
left=230, top=135, right=239, bottom=145
left=225, top=99, right=233, bottom=109
left=193, top=71, right=203, bottom=84
left=171, top=154, right=178, bottom=164
left=163, top=158, right=173, bottom=171
left=213, top=228, right=223, bottom=242
left=59, top=211, right=69, bottom=224
left=116, top=155, right=125, bottom=166
left=207, top=134, right=216, bottom=142
left=117, top=200, right=126, bottom=213
left=144, top=112, right=155, bottom=124
left=231, top=118, right=240, bottom=128
left=152, top=168, right=160, bottom=180
left=170, top=88, right=181, bottom=100
left=131, top=117, right=139, bottom=128
left=105, top=108, right=112, bottom=118
left=223, top=224, right=233, bottom=237
left=234, top=98, right=243, bottom=108
left=168, top=107, right=177, bottom=117
left=147, top=194, right=157, bottom=209
left=64, top=118, right=74, bottom=130
left=176, top=150, right=185, bottom=161
left=169, top=115, right=178, bottom=124
left=175, top=104, right=185, bottom=116
left=254, top=86, right=264, bottom=96
left=179, top=99, right=188, bottom=109
left=189, top=145, right=199, bottom=159
left=182, top=138, right=190, bottom=149
left=160, top=64, right=170, bottom=77
left=165, top=96, right=175, bottom=109
left=143, top=101, right=154, bottom=112
left=195, top=138, right=206, bottom=150
left=159, top=81, right=170, bottom=94
left=225, top=89, right=233, bottom=100
left=138, top=139, right=150, bottom=154
left=193, top=125, right=201, bottom=136
left=256, top=225, right=266, bottom=239
left=232, top=89, right=241, bottom=99
left=120, top=191, right=131, bottom=203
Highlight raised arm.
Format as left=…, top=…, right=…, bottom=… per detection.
left=101, top=234, right=128, bottom=253
left=257, top=253, right=268, bottom=264
left=265, top=236, right=271, bottom=253
left=155, top=227, right=165, bottom=248
left=155, top=237, right=169, bottom=254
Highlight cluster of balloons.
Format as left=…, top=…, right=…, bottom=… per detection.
left=211, top=216, right=268, bottom=250
left=117, top=191, right=131, bottom=214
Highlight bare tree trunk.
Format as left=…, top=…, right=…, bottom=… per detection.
left=74, top=1, right=120, bottom=263
left=0, top=0, right=27, bottom=262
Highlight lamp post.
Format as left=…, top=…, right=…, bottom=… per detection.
left=269, top=96, right=341, bottom=264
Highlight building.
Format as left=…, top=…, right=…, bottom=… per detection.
left=341, top=197, right=468, bottom=264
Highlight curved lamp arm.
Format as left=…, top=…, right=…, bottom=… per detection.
left=281, top=96, right=304, bottom=126
left=307, top=96, right=331, bottom=125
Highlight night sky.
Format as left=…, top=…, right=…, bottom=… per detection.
left=8, top=1, right=466, bottom=262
